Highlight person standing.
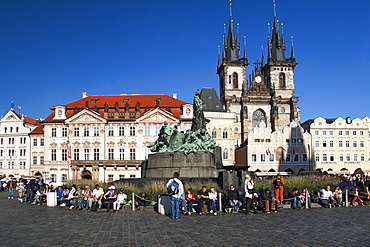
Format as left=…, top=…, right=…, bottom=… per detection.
left=273, top=174, right=285, bottom=203
left=26, top=177, right=40, bottom=203
left=7, top=178, right=16, bottom=199
left=244, top=175, right=255, bottom=215
left=166, top=172, right=184, bottom=219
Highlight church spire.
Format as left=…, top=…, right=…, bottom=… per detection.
left=269, top=0, right=286, bottom=62
left=223, top=0, right=240, bottom=62
left=291, top=36, right=295, bottom=59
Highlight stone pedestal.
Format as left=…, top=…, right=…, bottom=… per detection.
left=143, top=151, right=218, bottom=178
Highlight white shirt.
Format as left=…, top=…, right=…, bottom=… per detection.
left=166, top=178, right=184, bottom=199
left=93, top=188, right=104, bottom=200
left=244, top=179, right=253, bottom=199
left=116, top=193, right=127, bottom=203
left=209, top=191, right=217, bottom=200
left=320, top=189, right=333, bottom=200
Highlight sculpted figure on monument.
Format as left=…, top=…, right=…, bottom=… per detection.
left=147, top=91, right=215, bottom=155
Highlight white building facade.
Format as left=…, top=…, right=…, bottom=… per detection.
left=0, top=109, right=40, bottom=178
left=302, top=117, right=370, bottom=175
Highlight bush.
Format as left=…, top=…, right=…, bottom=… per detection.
left=64, top=178, right=219, bottom=202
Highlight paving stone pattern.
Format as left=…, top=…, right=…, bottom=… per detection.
left=0, top=193, right=369, bottom=246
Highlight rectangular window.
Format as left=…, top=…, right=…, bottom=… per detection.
left=155, top=126, right=160, bottom=136
left=94, top=127, right=100, bottom=136
left=74, top=149, right=80, bottom=160
left=3, top=127, right=6, bottom=133
left=339, top=131, right=342, bottom=135
left=353, top=141, right=357, bottom=148
left=130, top=148, right=136, bottom=160
left=354, top=153, right=358, bottom=162
left=315, top=153, right=319, bottom=161
left=33, top=139, right=37, bottom=146
left=269, top=154, right=274, bottom=162
left=119, top=127, right=125, bottom=136
left=74, top=127, right=80, bottom=136
left=62, top=127, right=68, bottom=137
left=119, top=149, right=124, bottom=160
left=339, top=153, right=344, bottom=161
left=345, top=141, right=350, bottom=147
left=51, top=128, right=57, bottom=137
left=329, top=140, right=334, bottom=147
left=40, top=139, right=44, bottom=146
left=330, top=154, right=334, bottom=162
left=108, top=174, right=114, bottom=182
left=144, top=126, right=150, bottom=136
left=322, top=140, right=327, bottom=147
left=50, top=174, right=56, bottom=183
left=315, top=140, right=319, bottom=148
left=252, top=154, right=257, bottom=162
left=40, top=156, right=44, bottom=165
left=361, top=154, right=365, bottom=161
left=346, top=154, right=350, bottom=162
left=302, top=154, right=308, bottom=162
left=294, top=154, right=299, bottom=162
left=51, top=149, right=56, bottom=161
left=0, top=138, right=3, bottom=145
left=339, top=141, right=343, bottom=147
left=322, top=154, right=327, bottom=161
left=94, top=149, right=100, bottom=160
left=353, top=131, right=356, bottom=135
left=62, top=149, right=68, bottom=161
left=130, top=127, right=136, bottom=136
left=322, top=130, right=326, bottom=135
left=84, top=127, right=90, bottom=136
left=84, top=149, right=89, bottom=160
left=345, top=131, right=349, bottom=135
left=314, top=130, right=319, bottom=136
left=260, top=154, right=266, bottom=162
left=119, top=175, right=125, bottom=180
left=61, top=174, right=67, bottom=182
left=108, top=148, right=114, bottom=160
left=360, top=131, right=364, bottom=135
left=108, top=127, right=114, bottom=136
left=33, top=156, right=37, bottom=165
left=360, top=141, right=364, bottom=148
left=286, top=153, right=291, bottom=162
left=329, top=131, right=333, bottom=135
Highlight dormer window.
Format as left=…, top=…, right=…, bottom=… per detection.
left=185, top=108, right=191, bottom=114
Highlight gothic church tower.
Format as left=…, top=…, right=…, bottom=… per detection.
left=217, top=1, right=248, bottom=125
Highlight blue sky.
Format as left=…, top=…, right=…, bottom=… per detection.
left=0, top=0, right=369, bottom=122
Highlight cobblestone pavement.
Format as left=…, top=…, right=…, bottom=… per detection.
left=1, top=192, right=369, bottom=247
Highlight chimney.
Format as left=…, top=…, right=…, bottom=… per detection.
left=82, top=92, right=89, bottom=98
left=172, top=93, right=177, bottom=99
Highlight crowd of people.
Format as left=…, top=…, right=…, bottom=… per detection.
left=2, top=173, right=370, bottom=218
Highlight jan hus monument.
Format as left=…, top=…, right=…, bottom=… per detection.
left=142, top=91, right=221, bottom=178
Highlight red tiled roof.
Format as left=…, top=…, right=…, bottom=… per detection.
left=15, top=113, right=40, bottom=126
left=43, top=94, right=190, bottom=123
left=30, top=125, right=44, bottom=135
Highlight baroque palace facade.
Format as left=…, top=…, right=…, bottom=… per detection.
left=30, top=93, right=194, bottom=185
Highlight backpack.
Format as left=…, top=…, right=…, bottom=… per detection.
left=167, top=179, right=179, bottom=195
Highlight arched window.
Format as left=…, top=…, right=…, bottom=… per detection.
left=212, top=129, right=217, bottom=139
left=232, top=72, right=238, bottom=88
left=281, top=107, right=285, bottom=113
left=223, top=129, right=228, bottom=139
left=279, top=73, right=286, bottom=88
left=223, top=149, right=228, bottom=159
left=253, top=110, right=266, bottom=128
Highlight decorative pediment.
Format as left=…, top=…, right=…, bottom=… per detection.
left=2, top=110, right=21, bottom=122
left=66, top=109, right=107, bottom=124
left=137, top=108, right=179, bottom=123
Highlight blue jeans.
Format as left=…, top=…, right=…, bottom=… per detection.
left=209, top=200, right=217, bottom=212
left=181, top=200, right=188, bottom=213
left=187, top=200, right=194, bottom=212
left=79, top=198, right=93, bottom=209
left=229, top=200, right=242, bottom=210
left=169, top=196, right=180, bottom=219
left=8, top=187, right=14, bottom=198
left=291, top=197, right=302, bottom=208
left=26, top=189, right=34, bottom=203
